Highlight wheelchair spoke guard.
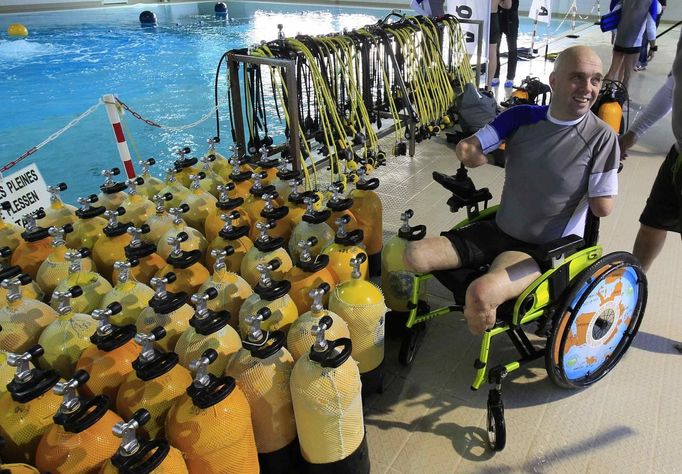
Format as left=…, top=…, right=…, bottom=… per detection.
left=546, top=252, right=647, bottom=389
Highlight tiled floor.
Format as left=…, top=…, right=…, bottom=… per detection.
left=362, top=22, right=682, bottom=474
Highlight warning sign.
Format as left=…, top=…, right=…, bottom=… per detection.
left=0, top=164, right=50, bottom=226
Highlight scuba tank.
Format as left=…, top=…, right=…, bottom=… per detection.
left=0, top=436, right=40, bottom=474
left=135, top=273, right=194, bottom=353
left=123, top=226, right=167, bottom=285
left=204, top=182, right=251, bottom=243
left=0, top=345, right=62, bottom=465
left=255, top=145, right=279, bottom=185
left=286, top=237, right=336, bottom=314
left=40, top=182, right=77, bottom=229
left=240, top=220, right=293, bottom=287
left=289, top=316, right=369, bottom=472
left=75, top=302, right=138, bottom=401
left=0, top=209, right=23, bottom=253
left=66, top=194, right=108, bottom=251
left=173, top=147, right=200, bottom=188
left=284, top=176, right=309, bottom=226
left=272, top=154, right=300, bottom=203
left=206, top=210, right=253, bottom=272
left=0, top=275, right=57, bottom=353
left=100, top=408, right=188, bottom=474
left=288, top=195, right=335, bottom=262
left=115, top=327, right=192, bottom=439
left=97, top=168, right=130, bottom=212
left=197, top=153, right=224, bottom=197
left=10, top=210, right=54, bottom=281
left=0, top=248, right=44, bottom=303
left=329, top=253, right=387, bottom=397
left=50, top=251, right=112, bottom=314
left=34, top=370, right=122, bottom=474
left=155, top=232, right=209, bottom=295
left=120, top=177, right=156, bottom=227
left=227, top=145, right=256, bottom=200
left=251, top=191, right=294, bottom=245
left=158, top=167, right=190, bottom=209
left=155, top=205, right=208, bottom=262
left=198, top=247, right=253, bottom=329
left=102, top=259, right=155, bottom=326
left=225, top=308, right=299, bottom=472
left=349, top=166, right=383, bottom=276
left=596, top=82, right=625, bottom=134
left=325, top=181, right=360, bottom=234
left=36, top=225, right=95, bottom=298
left=180, top=172, right=217, bottom=235
left=238, top=259, right=299, bottom=337
left=0, top=326, right=17, bottom=396
left=92, top=207, right=133, bottom=282
left=39, top=286, right=99, bottom=378
left=136, top=158, right=165, bottom=199
left=286, top=284, right=350, bottom=362
left=381, top=209, right=428, bottom=312
left=322, top=214, right=367, bottom=284
left=205, top=135, right=231, bottom=179
left=174, top=288, right=242, bottom=376
left=166, top=349, right=259, bottom=474
left=242, top=171, right=275, bottom=225
left=144, top=192, right=176, bottom=245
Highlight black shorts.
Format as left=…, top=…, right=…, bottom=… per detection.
left=613, top=44, right=640, bottom=54
left=441, top=219, right=539, bottom=268
left=489, top=13, right=501, bottom=44
left=639, top=145, right=682, bottom=233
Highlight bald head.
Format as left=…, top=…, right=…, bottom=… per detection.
left=553, top=46, right=603, bottom=75
left=549, top=46, right=604, bottom=121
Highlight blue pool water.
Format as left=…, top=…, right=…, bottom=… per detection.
left=0, top=2, right=584, bottom=205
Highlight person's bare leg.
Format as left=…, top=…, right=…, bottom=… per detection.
left=621, top=52, right=638, bottom=89
left=633, top=224, right=667, bottom=273
left=404, top=236, right=463, bottom=274
left=488, top=42, right=498, bottom=87
left=463, top=251, right=541, bottom=334
left=605, top=51, right=626, bottom=83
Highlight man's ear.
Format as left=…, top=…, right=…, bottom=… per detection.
left=548, top=71, right=556, bottom=90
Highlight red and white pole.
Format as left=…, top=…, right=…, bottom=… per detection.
left=103, top=93, right=136, bottom=178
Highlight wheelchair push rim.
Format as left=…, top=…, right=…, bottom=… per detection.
left=546, top=251, right=647, bottom=389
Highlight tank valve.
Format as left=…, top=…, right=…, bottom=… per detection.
left=297, top=237, right=317, bottom=263
left=335, top=214, right=351, bottom=238
left=311, top=315, right=334, bottom=352
left=245, top=307, right=271, bottom=344
left=188, top=172, right=206, bottom=190
left=191, top=288, right=218, bottom=321
left=7, top=345, right=44, bottom=383
left=254, top=219, right=275, bottom=243
left=150, top=273, right=176, bottom=301
left=1, top=275, right=30, bottom=303
left=250, top=171, right=267, bottom=192
left=219, top=210, right=240, bottom=232
left=138, top=158, right=156, bottom=176
left=53, top=285, right=83, bottom=315
left=125, top=177, right=144, bottom=195
left=104, top=207, right=126, bottom=229
left=21, top=209, right=46, bottom=232
left=256, top=258, right=280, bottom=289
left=54, top=369, right=89, bottom=414
left=76, top=194, right=99, bottom=212
left=399, top=209, right=414, bottom=233
left=189, top=348, right=218, bottom=388
left=91, top=302, right=124, bottom=337
left=47, top=224, right=72, bottom=247
left=166, top=231, right=189, bottom=258
left=152, top=192, right=173, bottom=214
left=65, top=249, right=88, bottom=274
left=349, top=253, right=367, bottom=280
left=126, top=225, right=151, bottom=249
left=112, top=408, right=151, bottom=456
left=164, top=166, right=179, bottom=184
left=101, top=167, right=121, bottom=188
left=134, top=327, right=166, bottom=363
left=47, top=182, right=68, bottom=202
left=210, top=246, right=234, bottom=272
left=308, top=283, right=330, bottom=314
left=168, top=204, right=190, bottom=225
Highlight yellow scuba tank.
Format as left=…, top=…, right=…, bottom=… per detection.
left=155, top=205, right=208, bottom=262
left=10, top=210, right=54, bottom=281
left=0, top=345, right=62, bottom=465
left=100, top=408, right=189, bottom=474
left=97, top=168, right=130, bottom=212
left=325, top=181, right=360, bottom=234
left=381, top=209, right=428, bottom=312
left=34, top=370, right=122, bottom=474
left=240, top=220, right=293, bottom=287
left=67, top=195, right=108, bottom=251
left=173, top=147, right=200, bottom=188
left=242, top=171, right=273, bottom=225
left=120, top=177, right=155, bottom=227
left=205, top=135, right=231, bottom=179
left=288, top=195, right=335, bottom=261
left=289, top=317, right=369, bottom=472
left=144, top=192, right=176, bottom=245
left=115, top=327, right=193, bottom=439
left=0, top=275, right=57, bottom=353
left=75, top=302, right=138, bottom=401
left=329, top=253, right=387, bottom=397
left=0, top=249, right=44, bottom=304
left=254, top=145, right=280, bottom=185
left=135, top=273, right=194, bottom=353
left=349, top=166, right=383, bottom=276
left=286, top=284, right=350, bottom=362
left=225, top=308, right=299, bottom=471
left=0, top=210, right=23, bottom=254
left=322, top=215, right=368, bottom=284
left=197, top=154, right=224, bottom=198
left=179, top=172, right=217, bottom=235
left=166, top=349, right=259, bottom=474
left=598, top=84, right=624, bottom=133
left=198, top=247, right=253, bottom=330
left=122, top=226, right=167, bottom=285
left=102, top=260, right=155, bottom=326
left=155, top=232, right=209, bottom=295
left=36, top=225, right=95, bottom=298
left=136, top=158, right=165, bottom=199
left=0, top=436, right=40, bottom=474
left=286, top=237, right=336, bottom=314
left=228, top=146, right=257, bottom=200
left=158, top=167, right=190, bottom=209
left=272, top=155, right=300, bottom=203
left=204, top=182, right=251, bottom=243
left=238, top=259, right=299, bottom=337
left=40, top=182, right=77, bottom=229
left=40, top=286, right=99, bottom=378
left=174, top=288, right=242, bottom=377
left=250, top=191, right=294, bottom=245
left=0, top=328, right=16, bottom=396
left=284, top=176, right=309, bottom=226
left=92, top=207, right=133, bottom=282
left=50, top=251, right=112, bottom=314
left=205, top=210, right=253, bottom=272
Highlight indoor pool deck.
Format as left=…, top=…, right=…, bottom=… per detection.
left=363, top=23, right=682, bottom=474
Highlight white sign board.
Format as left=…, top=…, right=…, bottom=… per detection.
left=0, top=164, right=51, bottom=226
left=446, top=0, right=491, bottom=59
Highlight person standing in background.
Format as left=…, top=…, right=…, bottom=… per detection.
left=492, top=0, right=519, bottom=88
left=487, top=0, right=512, bottom=88
left=635, top=0, right=665, bottom=71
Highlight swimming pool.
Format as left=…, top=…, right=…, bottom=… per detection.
left=0, top=2, right=585, bottom=205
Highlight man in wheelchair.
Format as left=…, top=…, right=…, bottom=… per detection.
left=404, top=46, right=620, bottom=335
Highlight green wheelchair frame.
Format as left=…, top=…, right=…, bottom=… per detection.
left=396, top=187, right=647, bottom=451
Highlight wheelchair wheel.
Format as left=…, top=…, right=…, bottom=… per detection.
left=399, top=322, right=426, bottom=366
left=487, top=389, right=506, bottom=451
left=546, top=251, right=647, bottom=389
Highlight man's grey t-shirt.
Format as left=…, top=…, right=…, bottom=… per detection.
left=475, top=106, right=620, bottom=244
left=673, top=29, right=682, bottom=152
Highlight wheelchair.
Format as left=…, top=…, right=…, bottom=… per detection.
left=387, top=164, right=648, bottom=451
